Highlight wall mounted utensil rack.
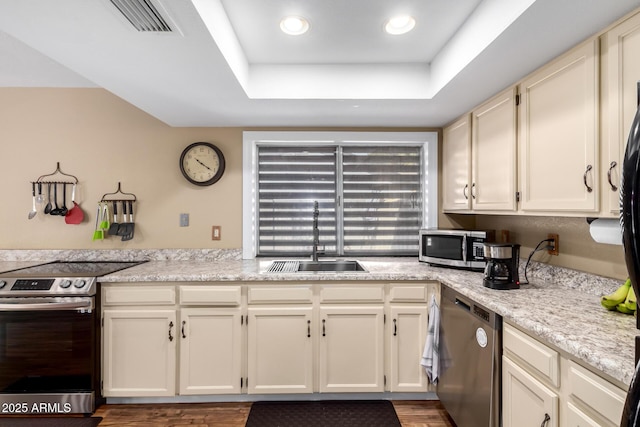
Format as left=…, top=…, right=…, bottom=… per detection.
left=29, top=162, right=81, bottom=219
left=100, top=182, right=137, bottom=203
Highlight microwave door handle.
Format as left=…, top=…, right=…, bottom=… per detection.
left=0, top=300, right=93, bottom=311
left=461, top=235, right=467, bottom=261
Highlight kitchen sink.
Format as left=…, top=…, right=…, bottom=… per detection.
left=266, top=260, right=367, bottom=273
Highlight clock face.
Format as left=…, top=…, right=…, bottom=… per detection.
left=180, top=142, right=226, bottom=186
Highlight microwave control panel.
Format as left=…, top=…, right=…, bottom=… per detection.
left=469, top=237, right=487, bottom=261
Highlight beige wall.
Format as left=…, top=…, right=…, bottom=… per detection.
left=1, top=88, right=244, bottom=249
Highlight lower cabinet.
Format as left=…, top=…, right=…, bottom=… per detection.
left=247, top=306, right=313, bottom=394
left=502, top=323, right=626, bottom=427
left=102, top=281, right=434, bottom=398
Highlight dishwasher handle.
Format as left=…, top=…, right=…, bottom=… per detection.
left=455, top=298, right=471, bottom=311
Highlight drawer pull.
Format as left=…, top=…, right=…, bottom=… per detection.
left=583, top=164, right=593, bottom=192
left=307, top=320, right=311, bottom=338
left=540, top=413, right=550, bottom=427
left=471, top=183, right=476, bottom=199
left=181, top=320, right=186, bottom=339
left=393, top=318, right=397, bottom=336
left=322, top=319, right=326, bottom=337
left=168, top=321, right=174, bottom=342
left=608, top=161, right=618, bottom=191
left=463, top=184, right=469, bottom=200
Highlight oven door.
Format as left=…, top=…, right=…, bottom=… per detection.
left=0, top=297, right=97, bottom=415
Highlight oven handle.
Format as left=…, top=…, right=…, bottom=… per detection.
left=0, top=300, right=94, bottom=311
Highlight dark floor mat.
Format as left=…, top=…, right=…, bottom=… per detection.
left=0, top=417, right=101, bottom=427
left=245, top=400, right=401, bottom=427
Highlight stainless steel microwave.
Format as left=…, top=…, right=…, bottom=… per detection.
left=419, top=229, right=494, bottom=270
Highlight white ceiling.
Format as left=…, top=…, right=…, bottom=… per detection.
left=0, top=0, right=638, bottom=128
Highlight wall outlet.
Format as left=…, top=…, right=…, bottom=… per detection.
left=548, top=233, right=559, bottom=256
left=212, top=226, right=221, bottom=240
left=180, top=213, right=189, bottom=227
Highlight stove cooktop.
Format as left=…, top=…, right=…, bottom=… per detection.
left=0, top=260, right=147, bottom=297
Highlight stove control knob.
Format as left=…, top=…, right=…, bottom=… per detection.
left=59, top=279, right=72, bottom=289
left=0, top=280, right=6, bottom=289
left=74, top=279, right=87, bottom=289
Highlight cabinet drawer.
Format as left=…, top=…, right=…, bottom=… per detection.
left=103, top=286, right=175, bottom=306
left=567, top=360, right=626, bottom=425
left=319, top=285, right=384, bottom=303
left=388, top=285, right=427, bottom=302
left=248, top=286, right=313, bottom=304
left=180, top=285, right=241, bottom=306
left=503, top=323, right=559, bottom=387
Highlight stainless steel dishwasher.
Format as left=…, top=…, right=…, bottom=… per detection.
left=437, top=284, right=502, bottom=427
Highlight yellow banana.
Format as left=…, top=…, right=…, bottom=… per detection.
left=617, top=302, right=635, bottom=314
left=601, top=278, right=631, bottom=310
left=626, top=285, right=637, bottom=311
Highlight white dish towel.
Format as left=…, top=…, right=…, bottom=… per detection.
left=421, top=294, right=440, bottom=384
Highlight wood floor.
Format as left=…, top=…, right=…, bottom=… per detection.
left=94, top=400, right=456, bottom=427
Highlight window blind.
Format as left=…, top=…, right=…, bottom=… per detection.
left=342, top=146, right=422, bottom=255
left=257, top=146, right=337, bottom=256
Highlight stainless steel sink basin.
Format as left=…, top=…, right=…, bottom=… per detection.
left=266, top=260, right=367, bottom=273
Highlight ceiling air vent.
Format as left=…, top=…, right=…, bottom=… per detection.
left=110, top=0, right=172, bottom=32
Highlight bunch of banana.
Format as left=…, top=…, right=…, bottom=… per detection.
left=601, top=278, right=636, bottom=314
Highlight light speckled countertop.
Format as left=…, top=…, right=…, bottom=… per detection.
left=0, top=251, right=635, bottom=388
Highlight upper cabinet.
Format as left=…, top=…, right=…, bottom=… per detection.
left=442, top=115, right=471, bottom=211
left=600, top=11, right=640, bottom=217
left=518, top=39, right=599, bottom=213
left=472, top=87, right=518, bottom=211
left=442, top=87, right=517, bottom=213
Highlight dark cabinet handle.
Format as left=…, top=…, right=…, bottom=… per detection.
left=471, top=183, right=476, bottom=199
left=168, top=321, right=174, bottom=342
left=607, top=161, right=618, bottom=191
left=463, top=184, right=469, bottom=200
left=583, top=164, right=593, bottom=192
left=307, top=320, right=311, bottom=338
left=322, top=319, right=326, bottom=337
left=540, top=413, right=550, bottom=427
left=181, top=320, right=186, bottom=338
left=393, top=319, right=397, bottom=336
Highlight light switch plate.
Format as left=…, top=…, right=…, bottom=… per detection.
left=180, top=213, right=189, bottom=227
left=212, top=225, right=221, bottom=240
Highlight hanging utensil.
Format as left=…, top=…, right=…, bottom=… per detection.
left=121, top=200, right=135, bottom=241
left=60, top=183, right=68, bottom=216
left=65, top=184, right=85, bottom=225
left=117, top=201, right=128, bottom=236
left=108, top=201, right=120, bottom=235
left=44, top=183, right=52, bottom=214
left=99, top=202, right=110, bottom=230
left=36, top=182, right=43, bottom=204
left=50, top=183, right=61, bottom=215
left=92, top=205, right=104, bottom=241
left=28, top=182, right=37, bottom=220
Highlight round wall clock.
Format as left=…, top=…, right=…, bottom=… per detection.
left=179, top=142, right=226, bottom=186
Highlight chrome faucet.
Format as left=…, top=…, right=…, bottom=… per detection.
left=312, top=201, right=323, bottom=262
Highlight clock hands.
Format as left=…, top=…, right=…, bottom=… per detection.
left=195, top=158, right=212, bottom=171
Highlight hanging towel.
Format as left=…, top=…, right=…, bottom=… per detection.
left=421, top=294, right=440, bottom=384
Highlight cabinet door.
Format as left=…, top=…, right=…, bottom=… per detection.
left=179, top=307, right=242, bottom=395
left=388, top=305, right=428, bottom=392
left=602, top=12, right=640, bottom=216
left=518, top=39, right=599, bottom=213
left=319, top=305, right=384, bottom=393
left=472, top=87, right=517, bottom=211
left=503, top=356, right=559, bottom=427
left=102, top=309, right=176, bottom=397
left=247, top=307, right=313, bottom=394
left=442, top=114, right=472, bottom=211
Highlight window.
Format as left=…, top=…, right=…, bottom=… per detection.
left=242, top=131, right=438, bottom=259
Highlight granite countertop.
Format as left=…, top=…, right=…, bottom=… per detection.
left=0, top=252, right=634, bottom=388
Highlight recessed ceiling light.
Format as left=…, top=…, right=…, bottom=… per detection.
left=280, top=16, right=310, bottom=35
left=384, top=15, right=416, bottom=35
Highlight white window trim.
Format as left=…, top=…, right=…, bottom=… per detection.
left=242, top=131, right=438, bottom=259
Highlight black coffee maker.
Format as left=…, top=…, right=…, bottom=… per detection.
left=483, top=243, right=520, bottom=290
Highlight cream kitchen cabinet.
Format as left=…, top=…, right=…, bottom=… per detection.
left=470, top=86, right=518, bottom=212
left=102, top=286, right=177, bottom=397
left=318, top=285, right=385, bottom=393
left=518, top=38, right=600, bottom=213
left=442, top=114, right=471, bottom=211
left=246, top=286, right=314, bottom=394
left=442, top=87, right=517, bottom=213
left=503, top=323, right=626, bottom=427
left=387, top=284, right=431, bottom=393
left=600, top=11, right=640, bottom=217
